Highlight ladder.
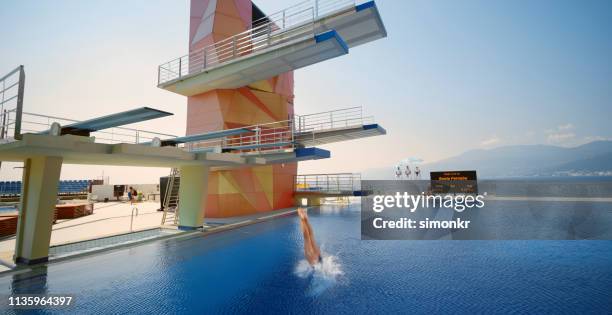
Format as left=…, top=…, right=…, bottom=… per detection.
left=161, top=168, right=180, bottom=225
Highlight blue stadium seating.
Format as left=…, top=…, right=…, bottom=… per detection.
left=0, top=180, right=92, bottom=197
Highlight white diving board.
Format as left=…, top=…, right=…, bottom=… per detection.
left=254, top=147, right=330, bottom=163
left=60, top=107, right=172, bottom=136
left=314, top=1, right=387, bottom=48
left=295, top=123, right=386, bottom=146
left=159, top=30, right=348, bottom=96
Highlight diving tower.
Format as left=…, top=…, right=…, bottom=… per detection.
left=0, top=106, right=339, bottom=264
left=157, top=0, right=386, bottom=96
left=0, top=0, right=389, bottom=264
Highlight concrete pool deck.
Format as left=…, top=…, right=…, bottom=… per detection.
left=0, top=201, right=299, bottom=272
left=0, top=201, right=164, bottom=265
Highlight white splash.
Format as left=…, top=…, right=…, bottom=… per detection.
left=294, top=253, right=344, bottom=296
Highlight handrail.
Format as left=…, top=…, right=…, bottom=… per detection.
left=294, top=106, right=373, bottom=133
left=184, top=119, right=295, bottom=154
left=158, top=8, right=315, bottom=85
left=253, top=0, right=355, bottom=28
left=157, top=0, right=356, bottom=85
left=130, top=206, right=139, bottom=232
left=1, top=66, right=24, bottom=140
left=295, top=173, right=361, bottom=192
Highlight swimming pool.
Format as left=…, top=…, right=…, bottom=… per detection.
left=1, top=204, right=611, bottom=314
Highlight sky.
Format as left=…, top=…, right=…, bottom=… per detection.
left=0, top=0, right=611, bottom=183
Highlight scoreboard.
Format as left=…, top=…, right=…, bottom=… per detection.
left=430, top=170, right=478, bottom=194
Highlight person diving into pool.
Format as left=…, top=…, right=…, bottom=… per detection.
left=297, top=208, right=322, bottom=266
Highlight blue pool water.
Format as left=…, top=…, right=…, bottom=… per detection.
left=1, top=204, right=611, bottom=314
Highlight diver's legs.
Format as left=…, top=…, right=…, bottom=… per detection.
left=298, top=208, right=321, bottom=265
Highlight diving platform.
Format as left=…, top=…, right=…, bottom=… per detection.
left=294, top=106, right=386, bottom=146
left=157, top=0, right=386, bottom=96
left=296, top=123, right=386, bottom=146
left=313, top=1, right=386, bottom=48
left=0, top=133, right=251, bottom=168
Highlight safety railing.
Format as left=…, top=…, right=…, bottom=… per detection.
left=157, top=0, right=356, bottom=85
left=295, top=173, right=361, bottom=193
left=0, top=66, right=25, bottom=141
left=294, top=106, right=374, bottom=133
left=0, top=108, right=18, bottom=143
left=158, top=8, right=315, bottom=85
left=253, top=0, right=355, bottom=28
left=184, top=120, right=295, bottom=154
left=13, top=112, right=176, bottom=145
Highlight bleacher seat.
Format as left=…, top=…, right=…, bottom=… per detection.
left=1, top=179, right=91, bottom=197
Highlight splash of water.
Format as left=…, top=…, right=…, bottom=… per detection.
left=294, top=253, right=344, bottom=296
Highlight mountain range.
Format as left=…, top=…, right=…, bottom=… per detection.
left=362, top=140, right=612, bottom=179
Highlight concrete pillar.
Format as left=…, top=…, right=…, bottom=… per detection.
left=14, top=156, right=63, bottom=265
left=178, top=165, right=209, bottom=230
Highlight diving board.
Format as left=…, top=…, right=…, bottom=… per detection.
left=245, top=147, right=330, bottom=164
left=314, top=1, right=387, bottom=48
left=159, top=30, right=348, bottom=96
left=60, top=107, right=173, bottom=136
left=295, top=123, right=386, bottom=146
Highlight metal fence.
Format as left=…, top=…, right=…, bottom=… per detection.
left=294, top=106, right=374, bottom=133
left=158, top=0, right=356, bottom=85
left=185, top=120, right=295, bottom=154
left=253, top=0, right=355, bottom=28
left=295, top=173, right=361, bottom=193
left=0, top=66, right=25, bottom=142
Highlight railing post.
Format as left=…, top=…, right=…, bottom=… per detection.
left=360, top=106, right=363, bottom=124
left=232, top=37, right=237, bottom=58
left=178, top=58, right=182, bottom=79
left=315, top=0, right=319, bottom=17
left=202, top=48, right=207, bottom=71
left=282, top=10, right=286, bottom=29
left=267, top=23, right=272, bottom=46
left=157, top=66, right=161, bottom=85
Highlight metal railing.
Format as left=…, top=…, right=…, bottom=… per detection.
left=184, top=120, right=295, bottom=154
left=0, top=66, right=25, bottom=141
left=295, top=173, right=361, bottom=193
left=12, top=112, right=176, bottom=145
left=157, top=0, right=356, bottom=85
left=0, top=108, right=18, bottom=143
left=181, top=106, right=373, bottom=154
left=294, top=106, right=373, bottom=133
left=253, top=0, right=355, bottom=28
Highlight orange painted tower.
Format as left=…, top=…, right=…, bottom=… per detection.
left=187, top=0, right=296, bottom=217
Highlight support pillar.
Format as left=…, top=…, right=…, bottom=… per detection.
left=14, top=156, right=63, bottom=265
left=178, top=165, right=209, bottom=230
